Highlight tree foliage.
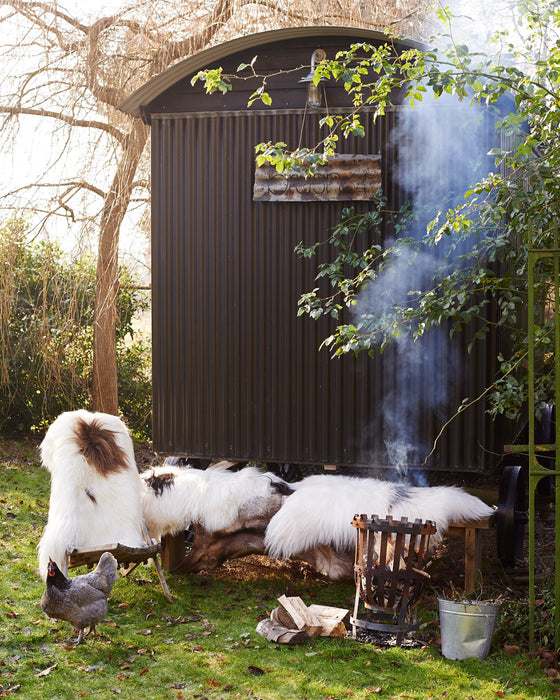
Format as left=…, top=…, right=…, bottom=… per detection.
left=200, top=1, right=559, bottom=425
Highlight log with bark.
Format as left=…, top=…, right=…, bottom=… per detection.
left=256, top=595, right=350, bottom=644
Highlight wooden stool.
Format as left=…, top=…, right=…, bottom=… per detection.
left=351, top=515, right=436, bottom=646
left=447, top=515, right=494, bottom=594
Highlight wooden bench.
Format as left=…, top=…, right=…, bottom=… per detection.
left=159, top=516, right=495, bottom=595
left=447, top=515, right=495, bottom=594
left=68, top=523, right=173, bottom=603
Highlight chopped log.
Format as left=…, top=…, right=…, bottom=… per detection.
left=277, top=595, right=323, bottom=638
left=271, top=605, right=346, bottom=637
left=256, top=619, right=308, bottom=644
left=271, top=606, right=296, bottom=628
left=307, top=604, right=351, bottom=625
left=307, top=604, right=350, bottom=637
left=276, top=596, right=351, bottom=638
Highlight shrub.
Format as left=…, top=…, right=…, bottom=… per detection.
left=0, top=219, right=151, bottom=438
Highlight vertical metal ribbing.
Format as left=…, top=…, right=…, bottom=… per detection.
left=150, top=107, right=517, bottom=473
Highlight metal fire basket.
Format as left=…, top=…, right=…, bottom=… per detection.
left=351, top=515, right=437, bottom=645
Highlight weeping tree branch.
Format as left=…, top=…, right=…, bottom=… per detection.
left=0, top=104, right=126, bottom=142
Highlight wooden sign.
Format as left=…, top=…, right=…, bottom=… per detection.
left=253, top=154, right=382, bottom=202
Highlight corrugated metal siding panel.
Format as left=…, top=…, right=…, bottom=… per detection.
left=151, top=108, right=512, bottom=471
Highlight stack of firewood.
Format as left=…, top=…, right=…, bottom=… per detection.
left=256, top=595, right=350, bottom=644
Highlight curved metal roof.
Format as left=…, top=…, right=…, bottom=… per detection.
left=118, top=25, right=424, bottom=119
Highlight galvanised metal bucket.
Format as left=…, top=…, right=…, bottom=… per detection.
left=438, top=598, right=500, bottom=660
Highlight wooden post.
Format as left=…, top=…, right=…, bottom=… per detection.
left=447, top=516, right=494, bottom=594
left=160, top=532, right=186, bottom=571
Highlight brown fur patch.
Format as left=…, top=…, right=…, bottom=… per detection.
left=73, top=416, right=129, bottom=476
left=145, top=471, right=175, bottom=496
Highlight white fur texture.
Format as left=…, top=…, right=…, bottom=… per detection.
left=37, top=410, right=145, bottom=580
left=141, top=465, right=285, bottom=540
left=264, top=474, right=494, bottom=559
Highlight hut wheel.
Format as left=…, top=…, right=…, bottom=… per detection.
left=496, top=465, right=528, bottom=568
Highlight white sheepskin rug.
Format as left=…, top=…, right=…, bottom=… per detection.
left=264, top=474, right=494, bottom=560
left=37, top=410, right=146, bottom=581
left=141, top=464, right=289, bottom=540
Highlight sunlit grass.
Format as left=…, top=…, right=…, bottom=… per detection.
left=0, top=440, right=555, bottom=699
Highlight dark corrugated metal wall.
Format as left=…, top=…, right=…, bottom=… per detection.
left=151, top=107, right=509, bottom=471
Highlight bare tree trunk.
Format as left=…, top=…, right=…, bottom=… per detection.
left=92, top=119, right=149, bottom=414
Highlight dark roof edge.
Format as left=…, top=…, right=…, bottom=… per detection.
left=118, top=25, right=425, bottom=121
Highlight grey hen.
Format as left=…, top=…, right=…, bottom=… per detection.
left=41, top=551, right=119, bottom=644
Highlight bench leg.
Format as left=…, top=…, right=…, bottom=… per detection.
left=152, top=554, right=173, bottom=603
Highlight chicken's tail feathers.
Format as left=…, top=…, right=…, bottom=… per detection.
left=95, top=551, right=119, bottom=583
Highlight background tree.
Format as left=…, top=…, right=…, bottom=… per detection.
left=0, top=0, right=431, bottom=419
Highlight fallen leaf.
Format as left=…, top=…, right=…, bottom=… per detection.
left=35, top=664, right=57, bottom=677
left=495, top=693, right=505, bottom=698
left=139, top=669, right=149, bottom=676
left=247, top=666, right=265, bottom=676
left=205, top=679, right=220, bottom=687
left=504, top=644, right=520, bottom=655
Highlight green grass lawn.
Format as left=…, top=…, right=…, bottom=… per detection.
left=0, top=439, right=556, bottom=700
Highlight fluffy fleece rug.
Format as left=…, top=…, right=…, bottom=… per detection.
left=264, top=474, right=494, bottom=560
left=140, top=464, right=291, bottom=540
left=37, top=410, right=146, bottom=580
